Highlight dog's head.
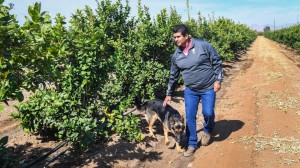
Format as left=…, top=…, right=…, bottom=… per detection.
left=170, top=114, right=185, bottom=143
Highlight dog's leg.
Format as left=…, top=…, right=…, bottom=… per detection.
left=175, top=142, right=184, bottom=153
left=144, top=114, right=149, bottom=123
left=148, top=115, right=157, bottom=137
left=163, top=126, right=170, bottom=146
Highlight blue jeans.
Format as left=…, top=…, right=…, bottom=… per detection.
left=184, top=87, right=216, bottom=148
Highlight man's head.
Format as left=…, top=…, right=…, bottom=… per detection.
left=172, top=24, right=189, bottom=36
left=172, top=24, right=190, bottom=48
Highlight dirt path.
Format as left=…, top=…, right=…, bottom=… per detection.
left=1, top=36, right=300, bottom=168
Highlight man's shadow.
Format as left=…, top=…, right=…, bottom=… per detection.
left=180, top=119, right=244, bottom=147
left=211, top=119, right=244, bottom=142
left=195, top=119, right=244, bottom=145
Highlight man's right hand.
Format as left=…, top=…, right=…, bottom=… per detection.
left=163, top=96, right=171, bottom=107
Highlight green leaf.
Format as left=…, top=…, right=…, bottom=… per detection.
left=0, top=105, right=4, bottom=111
left=28, top=3, right=41, bottom=22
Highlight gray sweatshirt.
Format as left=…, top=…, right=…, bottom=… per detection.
left=166, top=38, right=224, bottom=96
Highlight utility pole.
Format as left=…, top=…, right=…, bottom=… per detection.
left=273, top=19, right=276, bottom=30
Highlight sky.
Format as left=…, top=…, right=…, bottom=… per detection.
left=3, top=0, right=300, bottom=31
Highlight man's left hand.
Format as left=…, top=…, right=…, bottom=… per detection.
left=214, top=81, right=221, bottom=92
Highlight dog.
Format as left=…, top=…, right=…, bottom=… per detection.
left=136, top=98, right=185, bottom=152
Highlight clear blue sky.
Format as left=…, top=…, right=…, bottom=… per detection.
left=3, top=0, right=300, bottom=31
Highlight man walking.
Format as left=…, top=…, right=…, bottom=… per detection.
left=163, top=24, right=224, bottom=157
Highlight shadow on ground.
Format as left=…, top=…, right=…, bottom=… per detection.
left=42, top=117, right=163, bottom=168
left=212, top=119, right=245, bottom=142
left=2, top=140, right=53, bottom=168
left=47, top=138, right=163, bottom=168
left=195, top=119, right=244, bottom=146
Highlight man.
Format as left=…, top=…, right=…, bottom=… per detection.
left=163, top=24, right=224, bottom=157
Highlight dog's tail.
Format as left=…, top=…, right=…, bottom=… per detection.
left=135, top=97, right=147, bottom=112
left=124, top=97, right=147, bottom=116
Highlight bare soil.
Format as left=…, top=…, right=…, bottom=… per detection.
left=1, top=36, right=300, bottom=168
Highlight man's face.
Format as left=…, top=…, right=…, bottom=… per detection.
left=173, top=32, right=189, bottom=48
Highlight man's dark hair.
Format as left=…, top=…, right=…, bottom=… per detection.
left=172, top=24, right=189, bottom=36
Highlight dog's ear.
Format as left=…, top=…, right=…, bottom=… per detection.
left=170, top=116, right=175, bottom=125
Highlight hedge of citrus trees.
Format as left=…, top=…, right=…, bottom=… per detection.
left=264, top=24, right=300, bottom=51
left=1, top=0, right=257, bottom=149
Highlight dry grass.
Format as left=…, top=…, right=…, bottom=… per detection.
left=219, top=101, right=238, bottom=109
left=238, top=132, right=300, bottom=165
left=256, top=71, right=283, bottom=79
left=239, top=133, right=300, bottom=154
left=264, top=92, right=300, bottom=112
left=282, top=158, right=300, bottom=165
left=293, top=83, right=300, bottom=88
